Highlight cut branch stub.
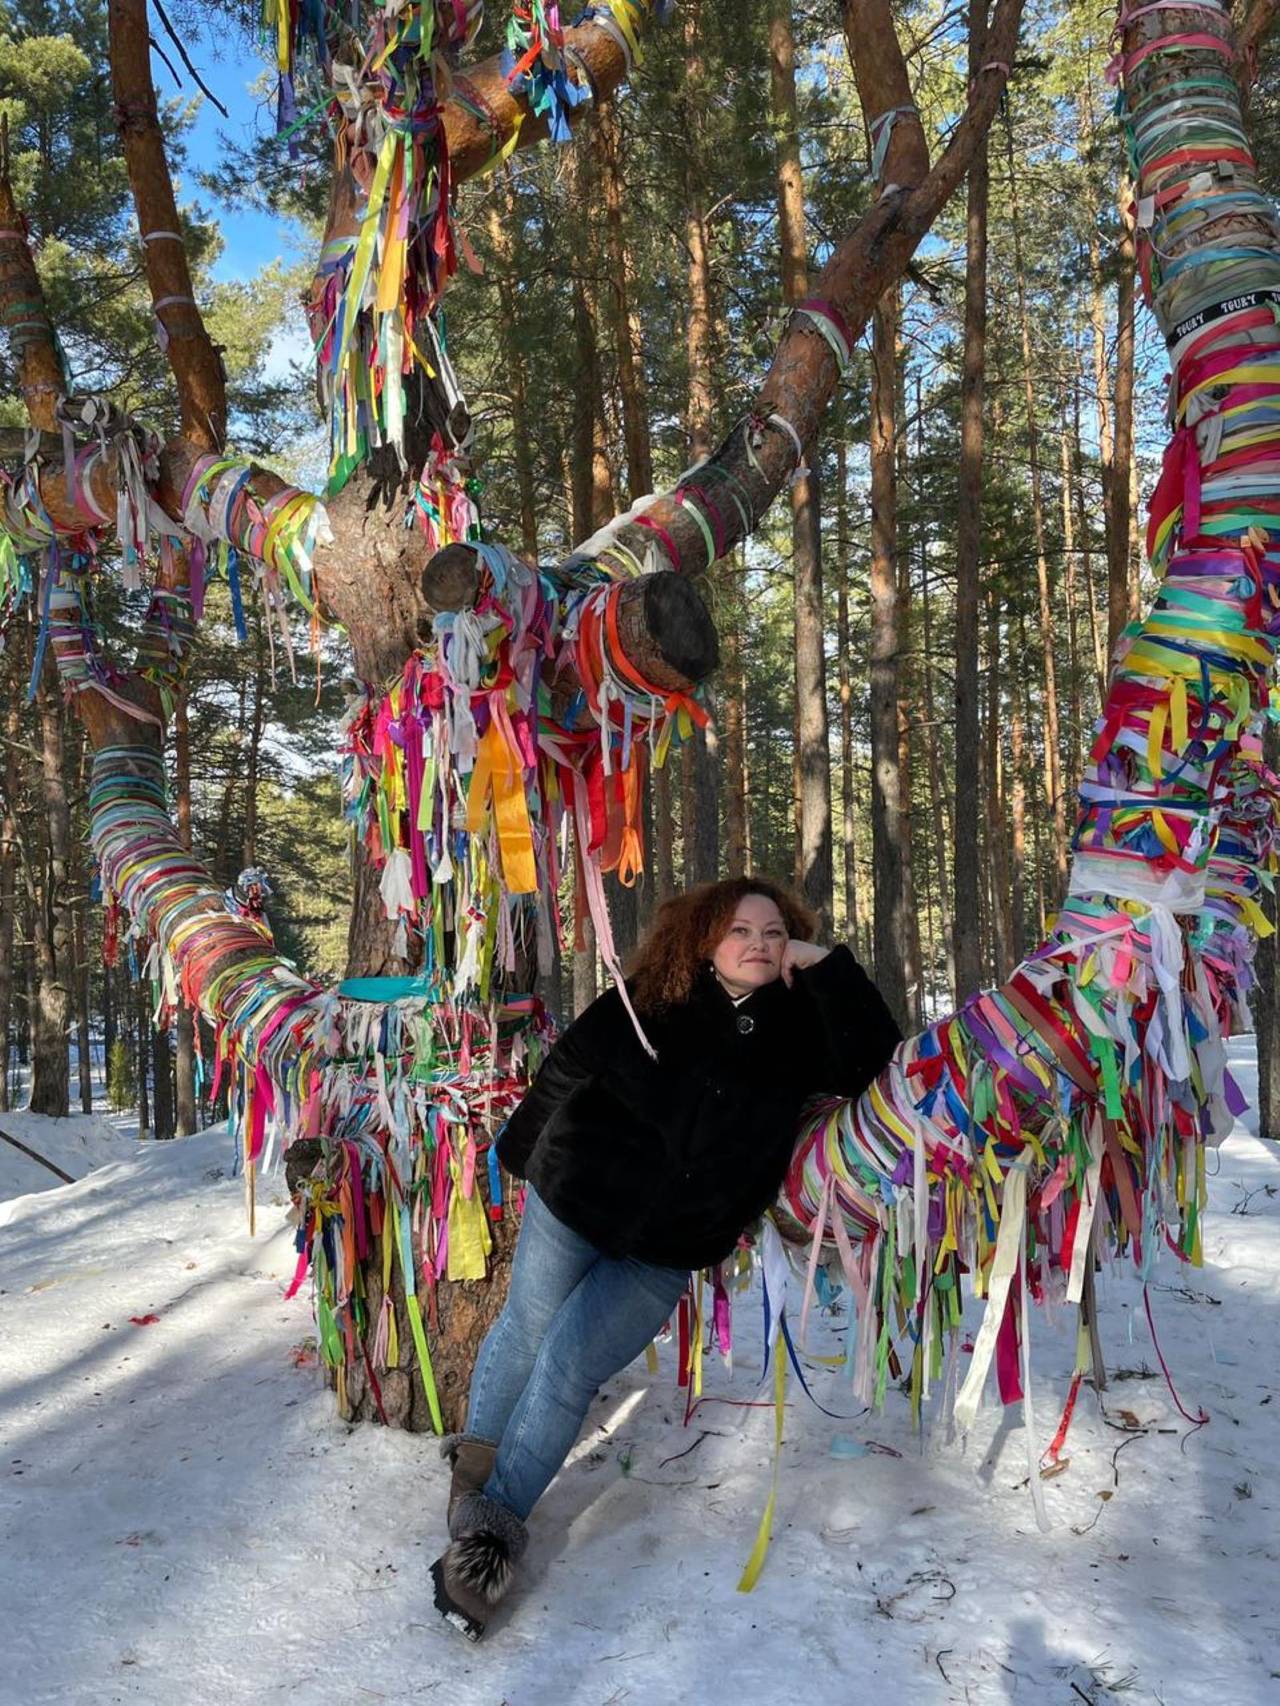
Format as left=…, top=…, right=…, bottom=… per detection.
left=423, top=543, right=482, bottom=612
left=547, top=571, right=718, bottom=730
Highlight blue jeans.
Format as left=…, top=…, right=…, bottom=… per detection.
left=465, top=1188, right=689, bottom=1521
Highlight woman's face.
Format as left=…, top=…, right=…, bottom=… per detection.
left=711, top=894, right=788, bottom=999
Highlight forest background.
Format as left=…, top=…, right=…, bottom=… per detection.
left=7, top=0, right=1280, bottom=1138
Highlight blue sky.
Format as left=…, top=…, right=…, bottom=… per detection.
left=159, top=18, right=305, bottom=286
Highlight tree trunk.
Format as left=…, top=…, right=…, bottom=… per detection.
left=1005, top=112, right=1068, bottom=899
left=174, top=690, right=198, bottom=1136
left=597, top=103, right=653, bottom=503
left=73, top=887, right=92, bottom=1115
left=29, top=677, right=72, bottom=1117
left=1009, top=617, right=1028, bottom=966
left=1108, top=185, right=1137, bottom=656
left=653, top=763, right=676, bottom=902
left=680, top=0, right=720, bottom=888
left=136, top=982, right=151, bottom=1138
left=920, top=557, right=955, bottom=1005
left=869, top=287, right=910, bottom=1030
left=984, top=586, right=1011, bottom=980
left=242, top=617, right=266, bottom=870
left=487, top=181, right=540, bottom=562
left=953, top=0, right=988, bottom=1001
left=152, top=1023, right=175, bottom=1140
left=722, top=564, right=749, bottom=878
left=771, top=0, right=832, bottom=930
left=835, top=442, right=860, bottom=949
left=0, top=731, right=16, bottom=1115
left=1059, top=415, right=1085, bottom=803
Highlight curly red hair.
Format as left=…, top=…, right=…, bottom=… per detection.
left=627, top=876, right=817, bottom=1014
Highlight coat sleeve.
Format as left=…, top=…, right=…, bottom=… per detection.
left=791, top=944, right=903, bottom=1100
left=495, top=995, right=612, bottom=1179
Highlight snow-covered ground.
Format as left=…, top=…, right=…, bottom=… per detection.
left=1, top=1040, right=1278, bottom=1705
left=0, top=1106, right=141, bottom=1200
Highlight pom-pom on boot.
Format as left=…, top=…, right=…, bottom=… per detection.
left=430, top=1489, right=528, bottom=1644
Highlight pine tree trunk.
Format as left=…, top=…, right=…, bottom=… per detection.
left=1005, top=114, right=1068, bottom=899
left=984, top=587, right=1011, bottom=979
left=921, top=556, right=955, bottom=1004
left=173, top=690, right=198, bottom=1136
left=136, top=983, right=151, bottom=1138
left=678, top=0, right=720, bottom=888
left=952, top=0, right=989, bottom=1002
left=0, top=737, right=15, bottom=1115
left=597, top=103, right=653, bottom=503
left=722, top=563, right=749, bottom=879
left=29, top=677, right=72, bottom=1117
left=1059, top=416, right=1085, bottom=803
left=1108, top=186, right=1137, bottom=655
left=869, top=287, right=910, bottom=1030
left=242, top=617, right=265, bottom=870
left=654, top=763, right=676, bottom=902
left=835, top=442, right=860, bottom=948
left=1073, top=351, right=1108, bottom=699
left=73, top=889, right=92, bottom=1115
left=770, top=0, right=832, bottom=929
left=487, top=179, right=540, bottom=561
left=152, top=1024, right=175, bottom=1140
left=1009, top=624, right=1028, bottom=966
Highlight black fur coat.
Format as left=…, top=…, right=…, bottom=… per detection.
left=497, top=946, right=901, bottom=1269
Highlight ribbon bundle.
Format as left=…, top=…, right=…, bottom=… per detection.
left=339, top=547, right=707, bottom=1020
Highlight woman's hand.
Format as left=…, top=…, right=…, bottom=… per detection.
left=780, top=939, right=831, bottom=987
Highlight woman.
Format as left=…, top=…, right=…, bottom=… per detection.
left=431, top=876, right=901, bottom=1641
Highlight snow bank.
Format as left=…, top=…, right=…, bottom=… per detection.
left=0, top=1108, right=141, bottom=1205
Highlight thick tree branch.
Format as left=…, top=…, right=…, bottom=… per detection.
left=108, top=0, right=227, bottom=451
left=0, top=174, right=64, bottom=432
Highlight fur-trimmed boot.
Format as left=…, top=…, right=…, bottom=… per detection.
left=438, top=1434, right=498, bottom=1531
left=430, top=1489, right=528, bottom=1643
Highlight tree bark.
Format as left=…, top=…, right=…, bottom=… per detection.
left=73, top=883, right=93, bottom=1115
left=984, top=585, right=1011, bottom=980
left=722, top=564, right=749, bottom=879
left=836, top=442, right=860, bottom=949
left=28, top=677, right=72, bottom=1117
left=486, top=183, right=540, bottom=562
left=921, top=556, right=955, bottom=1006
left=174, top=690, right=198, bottom=1136
left=242, top=619, right=266, bottom=870
left=597, top=103, right=654, bottom=504
left=953, top=0, right=988, bottom=1002
left=1107, top=186, right=1137, bottom=657
left=1005, top=111, right=1069, bottom=900
left=1060, top=413, right=1085, bottom=803
left=152, top=1023, right=175, bottom=1140
left=0, top=722, right=16, bottom=1115
left=869, top=287, right=910, bottom=1031
left=771, top=0, right=832, bottom=930
left=136, top=982, right=151, bottom=1139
